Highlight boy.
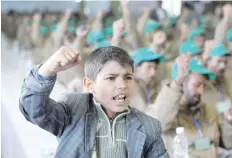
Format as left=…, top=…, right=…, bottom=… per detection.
left=19, top=46, right=169, bottom=158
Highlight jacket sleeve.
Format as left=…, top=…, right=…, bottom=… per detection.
left=145, top=81, right=183, bottom=132
left=145, top=121, right=170, bottom=158
left=19, top=66, right=72, bottom=137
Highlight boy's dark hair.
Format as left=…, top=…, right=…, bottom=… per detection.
left=85, top=46, right=134, bottom=80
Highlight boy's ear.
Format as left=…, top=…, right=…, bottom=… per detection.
left=83, top=77, right=94, bottom=93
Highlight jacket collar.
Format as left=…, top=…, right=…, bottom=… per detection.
left=126, top=109, right=146, bottom=158
left=84, top=94, right=146, bottom=158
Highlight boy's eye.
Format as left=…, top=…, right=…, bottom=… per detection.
left=106, top=77, right=115, bottom=80
left=125, top=76, right=133, bottom=80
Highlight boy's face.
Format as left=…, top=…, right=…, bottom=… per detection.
left=88, top=61, right=134, bottom=116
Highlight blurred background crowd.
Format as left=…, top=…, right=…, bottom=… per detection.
left=1, top=1, right=232, bottom=90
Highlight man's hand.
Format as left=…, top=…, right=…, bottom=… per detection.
left=76, top=25, right=89, bottom=40
left=38, top=46, right=81, bottom=77
left=203, top=40, right=214, bottom=61
left=33, top=13, right=42, bottom=22
left=96, top=10, right=105, bottom=20
left=65, top=8, right=73, bottom=17
left=175, top=54, right=192, bottom=85
left=121, top=0, right=129, bottom=7
left=113, top=19, right=125, bottom=39
left=141, top=8, right=152, bottom=16
left=224, top=106, right=232, bottom=121
left=223, top=4, right=232, bottom=18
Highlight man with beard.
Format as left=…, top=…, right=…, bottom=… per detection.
left=204, top=4, right=232, bottom=103
left=144, top=55, right=226, bottom=158
left=203, top=43, right=232, bottom=154
left=203, top=43, right=232, bottom=105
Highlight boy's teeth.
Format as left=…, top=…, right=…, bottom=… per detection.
left=114, top=95, right=126, bottom=102
left=115, top=98, right=125, bottom=102
left=115, top=95, right=125, bottom=99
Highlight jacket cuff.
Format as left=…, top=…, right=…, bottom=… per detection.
left=24, top=65, right=57, bottom=92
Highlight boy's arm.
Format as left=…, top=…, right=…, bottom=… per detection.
left=19, top=66, right=71, bottom=137
left=19, top=46, right=82, bottom=137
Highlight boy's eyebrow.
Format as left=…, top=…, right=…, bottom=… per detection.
left=124, top=73, right=133, bottom=76
left=104, top=73, right=133, bottom=76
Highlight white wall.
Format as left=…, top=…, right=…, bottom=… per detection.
left=1, top=1, right=80, bottom=13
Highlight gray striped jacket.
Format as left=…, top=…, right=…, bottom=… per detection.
left=19, top=67, right=170, bottom=158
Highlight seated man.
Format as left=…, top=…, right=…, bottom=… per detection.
left=203, top=43, right=232, bottom=107
left=130, top=47, right=166, bottom=112
left=19, top=46, right=169, bottom=158
left=203, top=43, right=232, bottom=151
left=146, top=55, right=229, bottom=158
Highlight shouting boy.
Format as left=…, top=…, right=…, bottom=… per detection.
left=19, top=46, right=169, bottom=158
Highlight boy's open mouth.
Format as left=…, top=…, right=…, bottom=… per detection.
left=113, top=94, right=127, bottom=103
